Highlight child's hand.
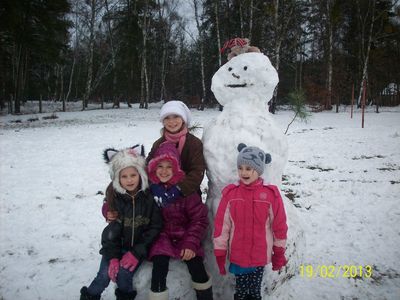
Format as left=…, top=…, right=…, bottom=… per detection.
left=180, top=249, right=195, bottom=261
left=271, top=246, right=287, bottom=271
left=108, top=258, right=119, bottom=282
left=107, top=211, right=118, bottom=222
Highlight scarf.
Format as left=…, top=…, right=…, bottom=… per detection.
left=164, top=127, right=188, bottom=154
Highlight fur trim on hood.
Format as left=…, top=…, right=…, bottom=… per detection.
left=103, top=144, right=148, bottom=194
left=147, top=142, right=185, bottom=185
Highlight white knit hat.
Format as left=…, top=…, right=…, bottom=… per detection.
left=103, top=145, right=148, bottom=194
left=159, top=100, right=191, bottom=126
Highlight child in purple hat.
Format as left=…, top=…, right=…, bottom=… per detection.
left=147, top=141, right=213, bottom=300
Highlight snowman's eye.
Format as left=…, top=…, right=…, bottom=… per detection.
left=228, top=67, right=232, bottom=71
left=243, top=66, right=248, bottom=71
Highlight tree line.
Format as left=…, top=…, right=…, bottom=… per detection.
left=1, top=0, right=399, bottom=114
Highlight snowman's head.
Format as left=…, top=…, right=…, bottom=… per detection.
left=211, top=52, right=279, bottom=107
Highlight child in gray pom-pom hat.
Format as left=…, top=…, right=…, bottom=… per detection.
left=213, top=143, right=288, bottom=300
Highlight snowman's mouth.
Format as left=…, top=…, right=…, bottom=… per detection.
left=226, top=83, right=247, bottom=88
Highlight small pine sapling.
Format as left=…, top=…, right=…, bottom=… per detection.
left=285, top=89, right=311, bottom=134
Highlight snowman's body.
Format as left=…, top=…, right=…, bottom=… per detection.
left=203, top=53, right=304, bottom=298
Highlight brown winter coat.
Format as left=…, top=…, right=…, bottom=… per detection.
left=147, top=133, right=206, bottom=196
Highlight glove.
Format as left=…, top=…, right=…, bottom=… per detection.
left=150, top=184, right=181, bottom=207
left=271, top=246, right=287, bottom=271
left=120, top=252, right=139, bottom=272
left=108, top=258, right=119, bottom=282
left=215, top=255, right=227, bottom=275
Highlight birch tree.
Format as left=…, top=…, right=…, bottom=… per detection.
left=82, top=0, right=97, bottom=110
left=193, top=0, right=207, bottom=110
left=356, top=0, right=377, bottom=107
left=139, top=0, right=150, bottom=109
left=104, top=0, right=119, bottom=107
left=269, top=0, right=296, bottom=113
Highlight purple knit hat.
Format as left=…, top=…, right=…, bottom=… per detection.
left=147, top=142, right=185, bottom=184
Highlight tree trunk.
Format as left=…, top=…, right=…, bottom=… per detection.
left=140, top=0, right=149, bottom=109
left=269, top=0, right=294, bottom=114
left=60, top=65, right=65, bottom=111
left=239, top=0, right=244, bottom=37
left=194, top=0, right=206, bottom=110
left=65, top=54, right=75, bottom=103
left=157, top=0, right=169, bottom=102
left=83, top=0, right=96, bottom=110
left=215, top=0, right=223, bottom=110
left=248, top=0, right=254, bottom=41
left=13, top=44, right=24, bottom=114
left=357, top=0, right=376, bottom=107
left=215, top=1, right=222, bottom=67
left=326, top=0, right=333, bottom=110
left=105, top=0, right=117, bottom=106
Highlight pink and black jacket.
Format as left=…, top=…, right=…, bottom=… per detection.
left=213, top=179, right=288, bottom=268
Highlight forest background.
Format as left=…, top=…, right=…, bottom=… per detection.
left=1, top=0, right=399, bottom=115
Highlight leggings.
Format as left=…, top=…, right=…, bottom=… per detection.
left=151, top=255, right=209, bottom=292
left=234, top=267, right=264, bottom=300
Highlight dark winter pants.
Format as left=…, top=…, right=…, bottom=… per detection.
left=87, top=255, right=141, bottom=296
left=234, top=267, right=264, bottom=300
left=151, top=255, right=209, bottom=292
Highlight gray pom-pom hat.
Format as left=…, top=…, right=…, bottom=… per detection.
left=237, top=143, right=272, bottom=175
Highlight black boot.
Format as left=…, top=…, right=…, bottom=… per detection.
left=115, top=288, right=137, bottom=300
left=80, top=287, right=100, bottom=300
left=193, top=276, right=213, bottom=300
left=195, top=287, right=213, bottom=300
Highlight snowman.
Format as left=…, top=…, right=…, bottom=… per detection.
left=203, top=45, right=305, bottom=298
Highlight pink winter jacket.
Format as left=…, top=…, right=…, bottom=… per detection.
left=213, top=179, right=288, bottom=268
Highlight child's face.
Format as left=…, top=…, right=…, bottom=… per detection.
left=119, top=167, right=140, bottom=192
left=163, top=114, right=184, bottom=133
left=238, top=165, right=259, bottom=185
left=156, top=160, right=173, bottom=183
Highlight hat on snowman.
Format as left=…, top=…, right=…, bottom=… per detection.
left=237, top=143, right=272, bottom=175
left=159, top=100, right=192, bottom=127
left=220, top=37, right=261, bottom=61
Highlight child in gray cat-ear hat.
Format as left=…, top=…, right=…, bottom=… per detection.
left=213, top=143, right=288, bottom=300
left=80, top=145, right=163, bottom=300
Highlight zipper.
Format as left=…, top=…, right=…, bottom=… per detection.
left=129, top=190, right=141, bottom=248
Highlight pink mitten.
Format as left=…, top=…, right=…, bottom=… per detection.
left=108, top=258, right=119, bottom=282
left=120, top=252, right=139, bottom=272
left=271, top=246, right=287, bottom=271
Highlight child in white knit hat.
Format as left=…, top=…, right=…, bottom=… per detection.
left=147, top=100, right=206, bottom=199
left=80, top=145, right=162, bottom=300
left=213, top=143, right=288, bottom=300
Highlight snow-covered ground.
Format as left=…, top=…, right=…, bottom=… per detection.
left=0, top=103, right=399, bottom=299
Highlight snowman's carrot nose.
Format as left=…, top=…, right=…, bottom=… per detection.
left=232, top=73, right=240, bottom=79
